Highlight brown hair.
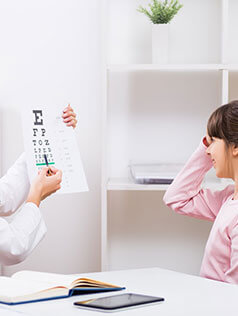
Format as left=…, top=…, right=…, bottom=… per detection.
left=207, top=100, right=238, bottom=147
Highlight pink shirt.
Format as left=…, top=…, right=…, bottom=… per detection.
left=163, top=140, right=238, bottom=284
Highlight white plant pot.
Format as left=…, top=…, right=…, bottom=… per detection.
left=152, top=24, right=169, bottom=64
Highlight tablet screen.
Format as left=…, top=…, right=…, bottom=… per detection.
left=74, top=293, right=164, bottom=310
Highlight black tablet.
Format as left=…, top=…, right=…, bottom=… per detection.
left=74, top=293, right=164, bottom=312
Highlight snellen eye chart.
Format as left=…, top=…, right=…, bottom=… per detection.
left=22, top=105, right=88, bottom=194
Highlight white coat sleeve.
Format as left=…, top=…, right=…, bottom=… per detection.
left=0, top=153, right=30, bottom=216
left=0, top=202, right=47, bottom=265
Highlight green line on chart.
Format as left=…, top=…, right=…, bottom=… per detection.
left=36, top=162, right=55, bottom=166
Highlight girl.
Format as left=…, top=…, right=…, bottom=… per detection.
left=163, top=100, right=238, bottom=284
left=0, top=104, right=77, bottom=265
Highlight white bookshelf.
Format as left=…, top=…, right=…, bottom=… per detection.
left=107, top=178, right=170, bottom=191
left=107, top=178, right=227, bottom=192
left=108, top=64, right=226, bottom=71
left=101, top=0, right=237, bottom=272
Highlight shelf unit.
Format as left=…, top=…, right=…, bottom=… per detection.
left=108, top=64, right=226, bottom=71
left=107, top=178, right=228, bottom=192
left=101, top=0, right=237, bottom=272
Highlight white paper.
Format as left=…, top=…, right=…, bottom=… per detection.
left=21, top=105, right=88, bottom=194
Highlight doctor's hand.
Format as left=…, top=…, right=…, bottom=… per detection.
left=26, top=167, right=62, bottom=207
left=62, top=104, right=77, bottom=129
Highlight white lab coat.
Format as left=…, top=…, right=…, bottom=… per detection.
left=0, top=153, right=46, bottom=265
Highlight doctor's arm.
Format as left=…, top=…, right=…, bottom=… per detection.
left=0, top=203, right=46, bottom=265
left=0, top=167, right=62, bottom=265
left=0, top=153, right=30, bottom=216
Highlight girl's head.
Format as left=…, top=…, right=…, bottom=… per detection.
left=206, top=100, right=238, bottom=179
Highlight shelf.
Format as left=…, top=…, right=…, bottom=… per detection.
left=227, top=65, right=238, bottom=71
left=107, top=178, right=169, bottom=191
left=107, top=64, right=227, bottom=72
left=107, top=178, right=227, bottom=192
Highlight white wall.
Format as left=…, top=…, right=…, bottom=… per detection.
left=106, top=70, right=217, bottom=275
left=0, top=0, right=102, bottom=276
left=105, top=0, right=223, bottom=276
left=108, top=0, right=221, bottom=64
left=108, top=191, right=212, bottom=275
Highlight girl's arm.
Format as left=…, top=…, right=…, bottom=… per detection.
left=163, top=139, right=234, bottom=221
left=224, top=224, right=238, bottom=283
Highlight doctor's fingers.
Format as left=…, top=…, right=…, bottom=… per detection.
left=56, top=169, right=62, bottom=181
left=62, top=110, right=76, bottom=119
left=63, top=104, right=75, bottom=112
left=63, top=115, right=76, bottom=123
left=66, top=117, right=77, bottom=128
left=48, top=170, right=62, bottom=184
left=39, top=167, right=49, bottom=176
left=49, top=166, right=60, bottom=175
left=67, top=118, right=77, bottom=127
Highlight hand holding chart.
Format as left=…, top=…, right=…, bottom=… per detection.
left=22, top=105, right=88, bottom=194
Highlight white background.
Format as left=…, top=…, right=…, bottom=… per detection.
left=0, top=0, right=102, bottom=276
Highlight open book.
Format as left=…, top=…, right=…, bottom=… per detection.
left=0, top=271, right=125, bottom=305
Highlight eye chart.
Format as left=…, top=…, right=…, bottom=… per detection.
left=22, top=105, right=88, bottom=194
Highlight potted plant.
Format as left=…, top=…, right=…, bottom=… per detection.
left=138, top=0, right=183, bottom=64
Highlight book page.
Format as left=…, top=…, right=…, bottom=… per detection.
left=0, top=277, right=67, bottom=298
left=71, top=278, right=119, bottom=288
left=13, top=271, right=122, bottom=291
left=21, top=105, right=88, bottom=194
left=12, top=271, right=77, bottom=289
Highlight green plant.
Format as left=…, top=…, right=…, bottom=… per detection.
left=138, top=0, right=183, bottom=24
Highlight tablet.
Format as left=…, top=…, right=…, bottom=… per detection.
left=73, top=293, right=164, bottom=312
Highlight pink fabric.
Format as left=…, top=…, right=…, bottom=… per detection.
left=163, top=140, right=238, bottom=284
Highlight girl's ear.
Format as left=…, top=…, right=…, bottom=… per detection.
left=232, top=145, right=238, bottom=157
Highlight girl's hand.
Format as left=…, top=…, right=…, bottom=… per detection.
left=203, top=133, right=212, bottom=147
left=62, top=104, right=77, bottom=129
left=26, top=167, right=62, bottom=207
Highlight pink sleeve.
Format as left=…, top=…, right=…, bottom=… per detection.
left=163, top=140, right=234, bottom=221
left=224, top=224, right=238, bottom=284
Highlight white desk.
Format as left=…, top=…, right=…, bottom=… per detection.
left=5, top=267, right=238, bottom=316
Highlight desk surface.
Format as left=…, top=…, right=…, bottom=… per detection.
left=4, top=267, right=238, bottom=316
